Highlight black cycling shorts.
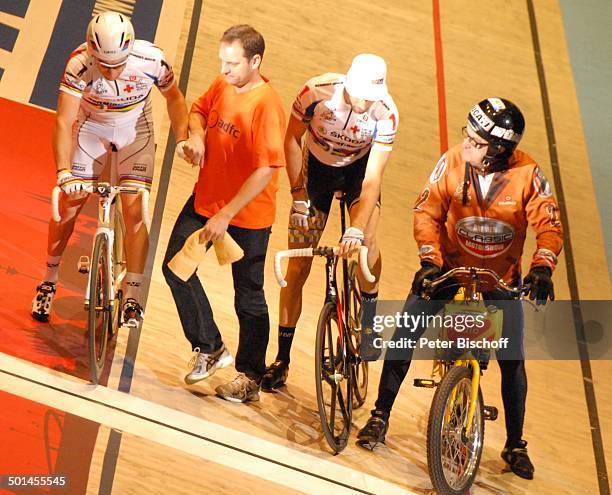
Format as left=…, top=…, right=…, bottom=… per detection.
left=304, top=150, right=380, bottom=214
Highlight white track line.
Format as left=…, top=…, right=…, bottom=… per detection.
left=0, top=352, right=417, bottom=495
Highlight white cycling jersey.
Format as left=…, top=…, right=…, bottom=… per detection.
left=60, top=40, right=175, bottom=125
left=291, top=73, right=399, bottom=167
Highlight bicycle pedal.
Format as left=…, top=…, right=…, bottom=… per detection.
left=78, top=256, right=90, bottom=274
left=483, top=405, right=498, bottom=421
left=413, top=378, right=438, bottom=388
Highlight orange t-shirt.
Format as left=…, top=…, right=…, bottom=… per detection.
left=191, top=75, right=286, bottom=229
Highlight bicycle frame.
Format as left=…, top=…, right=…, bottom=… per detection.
left=321, top=194, right=350, bottom=372
left=84, top=185, right=122, bottom=307
left=51, top=182, right=150, bottom=308
left=422, top=267, right=526, bottom=436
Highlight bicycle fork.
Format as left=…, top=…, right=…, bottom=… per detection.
left=445, top=359, right=481, bottom=439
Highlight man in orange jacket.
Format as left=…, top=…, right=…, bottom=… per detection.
left=357, top=98, right=563, bottom=480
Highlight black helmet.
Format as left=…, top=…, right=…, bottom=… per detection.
left=467, top=98, right=525, bottom=168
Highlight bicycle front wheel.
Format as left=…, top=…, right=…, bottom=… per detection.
left=427, top=365, right=484, bottom=495
left=88, top=233, right=111, bottom=384
left=315, top=302, right=353, bottom=454
left=109, top=205, right=126, bottom=337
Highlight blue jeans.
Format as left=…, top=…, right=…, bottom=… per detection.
left=162, top=195, right=271, bottom=381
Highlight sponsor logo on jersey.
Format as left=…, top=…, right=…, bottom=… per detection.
left=498, top=195, right=517, bottom=206
left=455, top=216, right=515, bottom=258
left=329, top=131, right=366, bottom=145
left=429, top=156, right=447, bottom=183
left=533, top=167, right=552, bottom=197
left=132, top=164, right=148, bottom=172
left=207, top=109, right=240, bottom=138
left=320, top=110, right=336, bottom=122
left=453, top=184, right=472, bottom=205
left=94, top=80, right=107, bottom=95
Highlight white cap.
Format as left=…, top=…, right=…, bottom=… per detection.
left=344, top=53, right=388, bottom=101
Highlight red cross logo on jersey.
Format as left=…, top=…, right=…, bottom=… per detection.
left=350, top=125, right=359, bottom=134
left=124, top=84, right=134, bottom=93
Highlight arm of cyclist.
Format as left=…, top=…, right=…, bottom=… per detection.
left=162, top=83, right=189, bottom=148
left=523, top=166, right=564, bottom=304
left=284, top=114, right=310, bottom=229
left=413, top=154, right=451, bottom=269
left=411, top=154, right=453, bottom=295
left=53, top=91, right=86, bottom=197
left=199, top=166, right=276, bottom=242
left=339, top=147, right=391, bottom=256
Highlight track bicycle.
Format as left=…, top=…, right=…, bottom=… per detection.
left=51, top=183, right=149, bottom=384
left=413, top=267, right=528, bottom=495
left=274, top=193, right=375, bottom=453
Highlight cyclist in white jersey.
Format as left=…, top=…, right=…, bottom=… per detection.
left=31, top=11, right=189, bottom=324
left=262, top=54, right=399, bottom=390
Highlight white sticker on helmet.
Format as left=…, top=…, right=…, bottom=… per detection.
left=488, top=98, right=506, bottom=111
left=469, top=105, right=494, bottom=131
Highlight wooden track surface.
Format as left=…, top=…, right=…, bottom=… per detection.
left=1, top=1, right=610, bottom=494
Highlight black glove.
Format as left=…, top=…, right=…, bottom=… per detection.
left=411, top=262, right=441, bottom=297
left=524, top=266, right=554, bottom=305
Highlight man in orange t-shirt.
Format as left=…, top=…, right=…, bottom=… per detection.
left=162, top=25, right=286, bottom=403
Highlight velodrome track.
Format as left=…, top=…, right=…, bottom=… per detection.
left=0, top=1, right=610, bottom=494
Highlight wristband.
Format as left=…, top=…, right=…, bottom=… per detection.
left=290, top=184, right=306, bottom=194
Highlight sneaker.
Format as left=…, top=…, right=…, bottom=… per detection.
left=31, top=282, right=56, bottom=322
left=356, top=410, right=389, bottom=450
left=184, top=345, right=233, bottom=385
left=501, top=440, right=535, bottom=480
left=215, top=372, right=260, bottom=403
left=261, top=360, right=289, bottom=391
left=123, top=298, right=143, bottom=327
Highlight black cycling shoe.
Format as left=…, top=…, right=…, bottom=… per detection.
left=356, top=411, right=389, bottom=450
left=501, top=440, right=535, bottom=480
left=261, top=360, right=289, bottom=391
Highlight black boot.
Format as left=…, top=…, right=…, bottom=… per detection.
left=356, top=410, right=389, bottom=450
left=261, top=360, right=289, bottom=391
left=501, top=440, right=534, bottom=480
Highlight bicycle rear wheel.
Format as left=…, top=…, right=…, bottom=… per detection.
left=315, top=302, right=353, bottom=453
left=347, top=261, right=368, bottom=408
left=88, top=233, right=111, bottom=384
left=427, top=365, right=484, bottom=495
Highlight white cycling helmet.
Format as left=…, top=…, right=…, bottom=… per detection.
left=86, top=11, right=134, bottom=68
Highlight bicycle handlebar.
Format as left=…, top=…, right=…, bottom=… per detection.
left=423, top=266, right=528, bottom=295
left=274, top=245, right=375, bottom=288
left=51, top=184, right=150, bottom=227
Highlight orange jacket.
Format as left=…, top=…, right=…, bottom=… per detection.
left=414, top=144, right=563, bottom=282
